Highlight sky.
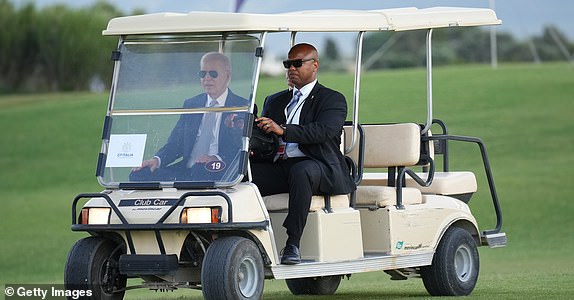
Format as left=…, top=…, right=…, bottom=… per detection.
left=25, top=0, right=574, bottom=60
left=28, top=0, right=573, bottom=39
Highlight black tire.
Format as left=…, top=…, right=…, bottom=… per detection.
left=201, top=236, right=264, bottom=300
left=286, top=275, right=342, bottom=295
left=421, top=227, right=479, bottom=296
left=64, top=236, right=127, bottom=300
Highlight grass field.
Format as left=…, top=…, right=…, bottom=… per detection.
left=1, top=63, right=573, bottom=299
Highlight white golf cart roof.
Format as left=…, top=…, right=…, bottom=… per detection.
left=103, top=7, right=501, bottom=36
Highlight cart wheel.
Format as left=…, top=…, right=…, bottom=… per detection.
left=202, top=236, right=264, bottom=300
left=286, top=275, right=341, bottom=295
left=64, top=237, right=127, bottom=300
left=421, top=227, right=479, bottom=296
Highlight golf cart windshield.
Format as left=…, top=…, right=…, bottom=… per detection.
left=97, top=34, right=259, bottom=189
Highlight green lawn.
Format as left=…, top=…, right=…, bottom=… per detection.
left=1, top=63, right=573, bottom=299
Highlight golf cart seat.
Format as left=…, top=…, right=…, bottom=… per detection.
left=345, top=123, right=424, bottom=207
left=361, top=171, right=477, bottom=198
left=262, top=194, right=350, bottom=212
left=260, top=127, right=362, bottom=262
left=345, top=123, right=477, bottom=202
left=261, top=126, right=356, bottom=212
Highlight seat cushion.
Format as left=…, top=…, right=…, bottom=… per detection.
left=345, top=123, right=421, bottom=168
left=361, top=171, right=477, bottom=196
left=410, top=171, right=477, bottom=195
left=361, top=172, right=391, bottom=186
left=355, top=186, right=422, bottom=207
left=263, top=194, right=350, bottom=212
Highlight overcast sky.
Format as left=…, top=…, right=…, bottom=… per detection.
left=27, top=0, right=574, bottom=39
left=28, top=0, right=573, bottom=39
left=25, top=0, right=574, bottom=59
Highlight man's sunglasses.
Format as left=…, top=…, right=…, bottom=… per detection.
left=198, top=70, right=218, bottom=78
left=282, top=58, right=315, bottom=69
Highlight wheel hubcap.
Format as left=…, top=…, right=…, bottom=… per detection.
left=454, top=244, right=473, bottom=282
left=238, top=256, right=259, bottom=297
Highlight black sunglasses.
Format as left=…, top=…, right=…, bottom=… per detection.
left=282, top=58, right=315, bottom=69
left=198, top=70, right=218, bottom=78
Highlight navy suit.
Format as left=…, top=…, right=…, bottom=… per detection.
left=156, top=91, right=247, bottom=167
left=252, top=82, right=356, bottom=246
left=131, top=90, right=248, bottom=182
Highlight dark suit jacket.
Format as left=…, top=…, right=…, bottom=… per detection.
left=262, top=83, right=356, bottom=195
left=155, top=90, right=248, bottom=168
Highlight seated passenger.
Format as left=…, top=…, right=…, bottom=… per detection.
left=130, top=52, right=248, bottom=182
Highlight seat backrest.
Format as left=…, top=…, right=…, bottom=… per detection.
left=345, top=123, right=421, bottom=168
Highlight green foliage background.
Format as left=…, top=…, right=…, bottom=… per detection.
left=1, top=0, right=573, bottom=93
left=0, top=0, right=123, bottom=93
left=0, top=63, right=573, bottom=298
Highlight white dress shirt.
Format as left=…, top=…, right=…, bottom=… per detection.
left=285, top=79, right=317, bottom=158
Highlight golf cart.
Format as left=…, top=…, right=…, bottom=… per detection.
left=65, top=7, right=507, bottom=299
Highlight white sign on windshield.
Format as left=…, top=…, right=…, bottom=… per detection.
left=106, top=134, right=147, bottom=167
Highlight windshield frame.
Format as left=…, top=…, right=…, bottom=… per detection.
left=96, top=33, right=263, bottom=189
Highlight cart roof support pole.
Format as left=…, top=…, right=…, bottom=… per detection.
left=422, top=29, right=433, bottom=135
left=346, top=31, right=365, bottom=154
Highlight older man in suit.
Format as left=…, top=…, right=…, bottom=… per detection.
left=131, top=52, right=248, bottom=182
left=253, top=43, right=356, bottom=264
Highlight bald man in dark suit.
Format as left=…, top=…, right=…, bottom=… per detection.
left=252, top=43, right=356, bottom=264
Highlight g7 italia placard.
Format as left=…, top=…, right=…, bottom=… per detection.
left=105, top=134, right=147, bottom=167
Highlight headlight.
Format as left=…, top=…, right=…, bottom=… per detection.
left=80, top=207, right=111, bottom=225
left=180, top=207, right=221, bottom=224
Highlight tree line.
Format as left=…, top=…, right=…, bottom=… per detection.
left=1, top=0, right=572, bottom=94
left=359, top=25, right=573, bottom=70
left=0, top=0, right=131, bottom=93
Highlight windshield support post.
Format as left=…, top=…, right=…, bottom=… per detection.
left=249, top=32, right=267, bottom=115
left=107, top=37, right=124, bottom=116
left=246, top=32, right=268, bottom=184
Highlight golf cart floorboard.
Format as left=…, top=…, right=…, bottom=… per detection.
left=270, top=251, right=433, bottom=279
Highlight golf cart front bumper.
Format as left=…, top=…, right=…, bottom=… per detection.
left=71, top=191, right=270, bottom=256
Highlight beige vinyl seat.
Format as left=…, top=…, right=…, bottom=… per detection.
left=344, top=123, right=478, bottom=205
left=262, top=121, right=478, bottom=212
left=261, top=129, right=353, bottom=212
left=262, top=194, right=350, bottom=212
left=361, top=171, right=477, bottom=197
left=345, top=123, right=424, bottom=208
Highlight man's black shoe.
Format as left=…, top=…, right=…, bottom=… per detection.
left=280, top=244, right=301, bottom=265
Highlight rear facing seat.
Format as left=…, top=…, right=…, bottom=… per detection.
left=361, top=171, right=477, bottom=196
left=344, top=123, right=477, bottom=204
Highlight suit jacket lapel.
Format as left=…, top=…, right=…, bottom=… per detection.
left=269, top=91, right=291, bottom=124
left=299, top=83, right=321, bottom=125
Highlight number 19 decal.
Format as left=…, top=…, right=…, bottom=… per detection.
left=205, top=160, right=226, bottom=172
